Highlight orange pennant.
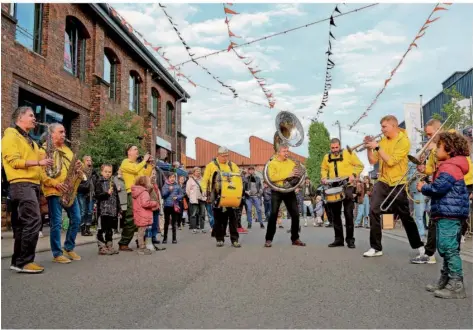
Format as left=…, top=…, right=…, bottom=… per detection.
left=152, top=46, right=161, bottom=52
left=434, top=6, right=448, bottom=11
left=419, top=25, right=430, bottom=33
left=227, top=42, right=237, bottom=51
left=228, top=29, right=241, bottom=38
left=224, top=7, right=238, bottom=15
left=384, top=78, right=391, bottom=87
left=410, top=42, right=418, bottom=48
left=144, top=40, right=152, bottom=46
left=425, top=17, right=440, bottom=24
left=188, top=79, right=197, bottom=87
left=414, top=32, right=426, bottom=41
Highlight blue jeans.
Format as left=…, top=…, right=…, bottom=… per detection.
left=145, top=210, right=160, bottom=241
left=77, top=193, right=93, bottom=226
left=355, top=194, right=370, bottom=226
left=302, top=202, right=314, bottom=218
left=47, top=196, right=81, bottom=257
left=412, top=192, right=426, bottom=238
left=246, top=196, right=263, bottom=225
left=264, top=200, right=271, bottom=220
left=205, top=203, right=214, bottom=228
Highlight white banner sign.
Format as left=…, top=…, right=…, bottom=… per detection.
left=403, top=103, right=422, bottom=155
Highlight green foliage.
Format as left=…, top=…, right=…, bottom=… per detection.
left=432, top=86, right=472, bottom=130
left=79, top=112, right=146, bottom=172
left=306, top=121, right=330, bottom=186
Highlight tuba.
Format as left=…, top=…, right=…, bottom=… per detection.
left=263, top=111, right=307, bottom=192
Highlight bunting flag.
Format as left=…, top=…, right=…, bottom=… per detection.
left=314, top=4, right=343, bottom=120
left=348, top=3, right=451, bottom=129
left=158, top=3, right=238, bottom=98
left=223, top=3, right=276, bottom=109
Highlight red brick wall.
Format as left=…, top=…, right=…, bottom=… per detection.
left=1, top=4, right=182, bottom=156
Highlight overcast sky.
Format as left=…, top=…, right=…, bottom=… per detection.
left=114, top=2, right=473, bottom=173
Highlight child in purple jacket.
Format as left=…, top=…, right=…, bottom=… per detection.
left=417, top=132, right=470, bottom=299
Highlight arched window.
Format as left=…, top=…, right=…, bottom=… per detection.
left=64, top=16, right=89, bottom=81
left=166, top=101, right=174, bottom=135
left=129, top=71, right=142, bottom=113
left=104, top=48, right=119, bottom=100
left=151, top=88, right=160, bottom=117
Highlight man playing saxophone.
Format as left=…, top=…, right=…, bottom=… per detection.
left=321, top=138, right=364, bottom=249
left=40, top=123, right=84, bottom=264
left=2, top=106, right=54, bottom=273
left=364, top=115, right=424, bottom=258
left=117, top=145, right=152, bottom=251
left=264, top=143, right=306, bottom=248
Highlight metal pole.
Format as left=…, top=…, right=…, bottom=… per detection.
left=333, top=120, right=342, bottom=145
left=419, top=94, right=423, bottom=128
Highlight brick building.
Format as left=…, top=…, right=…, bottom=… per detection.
left=1, top=3, right=190, bottom=162
left=184, top=135, right=307, bottom=173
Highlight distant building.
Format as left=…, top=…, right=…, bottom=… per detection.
left=184, top=136, right=306, bottom=173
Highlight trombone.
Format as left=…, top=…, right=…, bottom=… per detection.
left=347, top=133, right=383, bottom=154
left=379, top=114, right=452, bottom=212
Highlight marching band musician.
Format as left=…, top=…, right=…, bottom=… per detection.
left=264, top=143, right=306, bottom=248
left=201, top=147, right=241, bottom=248
left=321, top=138, right=364, bottom=249
left=39, top=123, right=84, bottom=264
left=364, top=115, right=425, bottom=258
left=117, top=145, right=153, bottom=252
left=2, top=106, right=54, bottom=273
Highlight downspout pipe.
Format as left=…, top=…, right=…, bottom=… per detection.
left=175, top=96, right=186, bottom=163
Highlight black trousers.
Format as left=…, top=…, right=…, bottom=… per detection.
left=327, top=186, right=355, bottom=243
left=236, top=198, right=248, bottom=228
left=190, top=201, right=205, bottom=230
left=266, top=190, right=300, bottom=242
left=425, top=219, right=437, bottom=257
left=324, top=203, right=333, bottom=224
left=97, top=215, right=116, bottom=245
left=213, top=207, right=239, bottom=243
left=163, top=206, right=178, bottom=241
left=370, top=181, right=423, bottom=251
left=10, top=182, right=42, bottom=268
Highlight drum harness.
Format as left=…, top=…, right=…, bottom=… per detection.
left=328, top=150, right=344, bottom=178
left=211, top=158, right=236, bottom=209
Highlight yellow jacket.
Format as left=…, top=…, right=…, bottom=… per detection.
left=1, top=127, right=41, bottom=184
left=320, top=149, right=364, bottom=180
left=374, top=129, right=410, bottom=186
left=120, top=158, right=153, bottom=193
left=201, top=159, right=240, bottom=192
left=39, top=144, right=77, bottom=197
left=267, top=157, right=296, bottom=187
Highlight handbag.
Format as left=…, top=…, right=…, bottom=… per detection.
left=173, top=201, right=181, bottom=213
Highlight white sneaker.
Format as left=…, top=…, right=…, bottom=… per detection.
left=461, top=236, right=466, bottom=243
left=39, top=231, right=44, bottom=238
left=363, top=248, right=383, bottom=257
left=313, top=222, right=316, bottom=227
left=304, top=220, right=307, bottom=227
left=10, top=265, right=21, bottom=271
left=146, top=243, right=155, bottom=251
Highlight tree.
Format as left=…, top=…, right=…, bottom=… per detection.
left=432, top=86, right=472, bottom=130
left=78, top=111, right=149, bottom=172
left=306, top=121, right=330, bottom=186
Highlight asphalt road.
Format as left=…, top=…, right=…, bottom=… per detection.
left=2, top=221, right=472, bottom=329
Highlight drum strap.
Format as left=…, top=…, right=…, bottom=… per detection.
left=213, top=159, right=234, bottom=172
left=328, top=152, right=343, bottom=177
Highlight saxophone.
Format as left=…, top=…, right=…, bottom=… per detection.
left=38, top=123, right=62, bottom=178
left=60, top=141, right=84, bottom=208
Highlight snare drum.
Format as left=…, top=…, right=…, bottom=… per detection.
left=324, top=187, right=345, bottom=203
left=325, top=176, right=349, bottom=188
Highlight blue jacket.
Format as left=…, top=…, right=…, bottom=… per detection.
left=421, top=156, right=470, bottom=220
left=161, top=182, right=183, bottom=208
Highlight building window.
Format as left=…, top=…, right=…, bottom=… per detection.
left=129, top=72, right=141, bottom=113
left=64, top=17, right=86, bottom=81
left=13, top=3, right=42, bottom=53
left=103, top=50, right=117, bottom=100
left=166, top=102, right=174, bottom=135
left=151, top=89, right=160, bottom=117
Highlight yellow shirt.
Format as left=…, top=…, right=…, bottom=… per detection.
left=120, top=158, right=153, bottom=193
left=39, top=144, right=77, bottom=197
left=267, top=157, right=296, bottom=187
left=1, top=127, right=41, bottom=184
left=201, top=159, right=241, bottom=192
left=320, top=149, right=364, bottom=180
left=373, top=129, right=410, bottom=186
left=465, top=157, right=473, bottom=185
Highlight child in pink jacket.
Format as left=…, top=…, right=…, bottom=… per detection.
left=132, top=176, right=158, bottom=255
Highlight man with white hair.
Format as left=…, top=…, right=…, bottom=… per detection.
left=201, top=146, right=241, bottom=248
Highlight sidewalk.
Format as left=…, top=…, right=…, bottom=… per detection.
left=1, top=228, right=120, bottom=259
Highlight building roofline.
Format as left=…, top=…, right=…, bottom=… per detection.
left=195, top=137, right=251, bottom=160
left=89, top=3, right=190, bottom=100
left=441, top=70, right=467, bottom=85
left=424, top=68, right=473, bottom=107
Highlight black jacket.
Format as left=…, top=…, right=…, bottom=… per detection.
left=95, top=176, right=121, bottom=218
left=244, top=174, right=263, bottom=197
left=78, top=168, right=99, bottom=195
left=301, top=182, right=316, bottom=201
left=154, top=165, right=166, bottom=191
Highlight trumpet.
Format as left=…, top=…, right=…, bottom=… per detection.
left=379, top=114, right=452, bottom=212
left=347, top=133, right=383, bottom=154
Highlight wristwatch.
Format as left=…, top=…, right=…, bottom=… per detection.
left=374, top=146, right=380, bottom=151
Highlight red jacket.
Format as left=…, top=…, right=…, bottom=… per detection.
left=131, top=185, right=158, bottom=227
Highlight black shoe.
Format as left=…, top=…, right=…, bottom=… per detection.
left=347, top=242, right=356, bottom=249
left=162, top=240, right=167, bottom=244
left=172, top=240, right=177, bottom=244
left=328, top=241, right=344, bottom=247
left=260, top=223, right=265, bottom=229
